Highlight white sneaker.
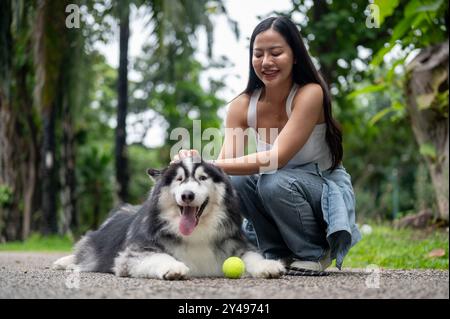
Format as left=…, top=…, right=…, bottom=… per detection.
left=289, top=250, right=332, bottom=272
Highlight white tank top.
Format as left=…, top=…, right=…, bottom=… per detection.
left=247, top=83, right=332, bottom=171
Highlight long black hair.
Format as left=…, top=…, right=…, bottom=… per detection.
left=244, top=16, right=343, bottom=170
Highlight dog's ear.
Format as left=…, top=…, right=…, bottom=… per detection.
left=147, top=168, right=164, bottom=182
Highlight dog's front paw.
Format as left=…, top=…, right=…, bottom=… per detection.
left=52, top=255, right=76, bottom=270
left=248, top=259, right=285, bottom=279
left=123, top=253, right=190, bottom=280
left=160, top=261, right=190, bottom=280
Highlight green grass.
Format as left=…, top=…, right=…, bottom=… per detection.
left=0, top=233, right=73, bottom=252
left=0, top=226, right=448, bottom=270
left=343, top=224, right=449, bottom=269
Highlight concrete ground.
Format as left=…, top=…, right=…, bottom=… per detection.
left=0, top=252, right=448, bottom=299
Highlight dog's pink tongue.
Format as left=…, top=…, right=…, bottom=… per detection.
left=179, top=206, right=197, bottom=236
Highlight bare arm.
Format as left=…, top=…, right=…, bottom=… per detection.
left=217, top=94, right=250, bottom=160
left=215, top=84, right=324, bottom=175
left=171, top=95, right=249, bottom=164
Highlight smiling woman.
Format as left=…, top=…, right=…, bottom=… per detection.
left=252, top=29, right=295, bottom=88
left=175, top=16, right=361, bottom=273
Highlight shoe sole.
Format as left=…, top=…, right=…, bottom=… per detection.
left=285, top=267, right=329, bottom=276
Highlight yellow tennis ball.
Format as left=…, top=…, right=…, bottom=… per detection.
left=222, top=256, right=245, bottom=279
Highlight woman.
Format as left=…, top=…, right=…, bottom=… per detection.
left=174, top=16, right=360, bottom=272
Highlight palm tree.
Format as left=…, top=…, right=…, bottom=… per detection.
left=114, top=0, right=237, bottom=202
left=0, top=0, right=18, bottom=240
left=116, top=0, right=131, bottom=203
left=0, top=0, right=40, bottom=241
left=34, top=0, right=78, bottom=234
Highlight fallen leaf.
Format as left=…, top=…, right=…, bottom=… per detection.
left=427, top=248, right=446, bottom=258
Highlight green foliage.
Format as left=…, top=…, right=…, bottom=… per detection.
left=374, top=0, right=400, bottom=25
left=344, top=224, right=448, bottom=269
left=340, top=88, right=419, bottom=220
left=347, top=83, right=386, bottom=100
left=0, top=184, right=12, bottom=240
left=361, top=1, right=449, bottom=145
left=368, top=0, right=448, bottom=121
left=3, top=0, right=445, bottom=243
left=52, top=42, right=117, bottom=233
left=434, top=90, right=449, bottom=117
left=372, top=0, right=447, bottom=66
left=287, top=0, right=403, bottom=92
left=419, top=143, right=437, bottom=161
left=128, top=145, right=164, bottom=204
left=70, top=0, right=230, bottom=229
left=1, top=0, right=233, bottom=239
left=354, top=164, right=417, bottom=222
left=281, top=1, right=447, bottom=222
left=76, top=143, right=114, bottom=232
left=0, top=185, right=13, bottom=208
left=132, top=3, right=228, bottom=163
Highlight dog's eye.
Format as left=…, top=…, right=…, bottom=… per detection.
left=176, top=176, right=183, bottom=182
left=199, top=176, right=208, bottom=181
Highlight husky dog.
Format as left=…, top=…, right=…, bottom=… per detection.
left=53, top=157, right=285, bottom=279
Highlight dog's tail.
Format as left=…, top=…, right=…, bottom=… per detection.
left=52, top=255, right=76, bottom=270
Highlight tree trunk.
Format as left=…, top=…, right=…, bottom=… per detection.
left=1, top=0, right=39, bottom=241
left=0, top=0, right=16, bottom=241
left=116, top=3, right=130, bottom=203
left=34, top=0, right=72, bottom=235
left=41, top=105, right=58, bottom=235
left=0, top=0, right=12, bottom=91
left=16, top=61, right=39, bottom=240
left=60, top=88, right=77, bottom=235
left=405, top=40, right=449, bottom=222
left=0, top=0, right=37, bottom=241
left=59, top=20, right=80, bottom=235
left=0, top=113, right=23, bottom=242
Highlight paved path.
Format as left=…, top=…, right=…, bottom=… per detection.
left=0, top=252, right=448, bottom=299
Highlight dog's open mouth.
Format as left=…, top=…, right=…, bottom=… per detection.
left=178, top=198, right=209, bottom=236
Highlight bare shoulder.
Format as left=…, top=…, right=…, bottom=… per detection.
left=292, top=83, right=324, bottom=111
left=295, top=83, right=323, bottom=103
left=226, top=93, right=250, bottom=128
left=228, top=93, right=250, bottom=113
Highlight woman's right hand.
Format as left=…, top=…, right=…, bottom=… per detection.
left=170, top=149, right=199, bottom=164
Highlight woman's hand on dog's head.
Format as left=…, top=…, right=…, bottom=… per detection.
left=170, top=149, right=200, bottom=164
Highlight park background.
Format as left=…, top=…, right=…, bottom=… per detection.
left=0, top=0, right=448, bottom=270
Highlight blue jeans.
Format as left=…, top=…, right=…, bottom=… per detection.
left=231, top=164, right=329, bottom=261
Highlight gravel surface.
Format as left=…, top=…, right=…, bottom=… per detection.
left=0, top=252, right=448, bottom=299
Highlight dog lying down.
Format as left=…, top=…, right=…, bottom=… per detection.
left=53, top=157, right=285, bottom=280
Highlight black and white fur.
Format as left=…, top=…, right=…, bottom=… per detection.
left=53, top=157, right=284, bottom=279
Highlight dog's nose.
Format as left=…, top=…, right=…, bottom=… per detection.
left=181, top=191, right=195, bottom=203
